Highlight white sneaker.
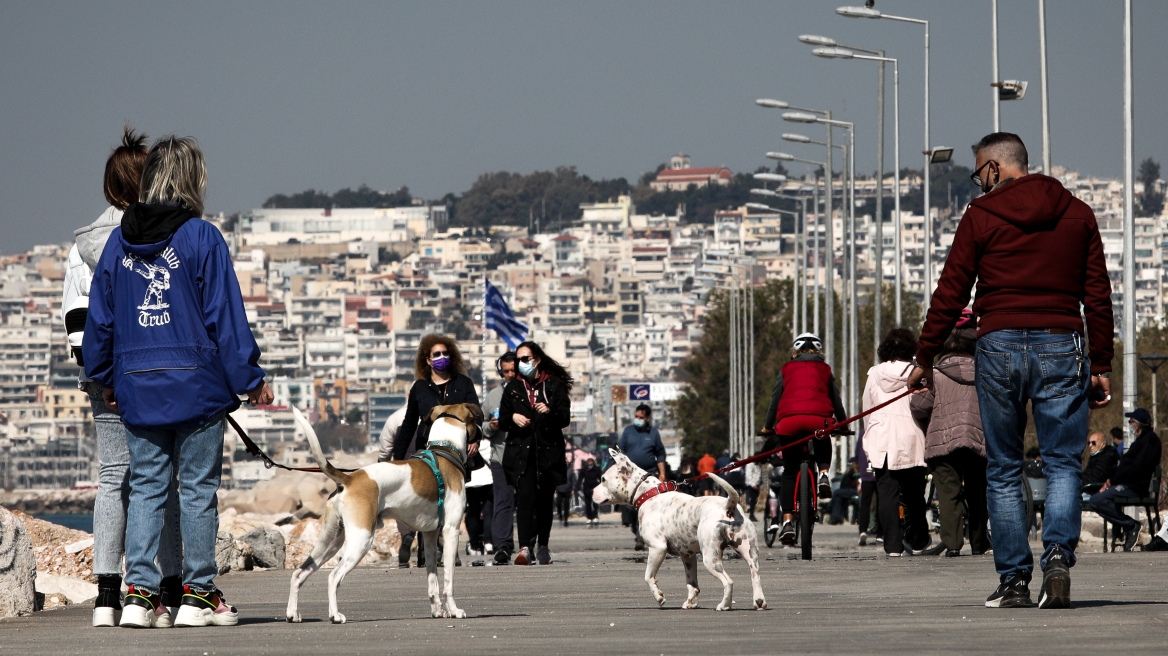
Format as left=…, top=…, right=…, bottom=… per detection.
left=92, top=606, right=120, bottom=627
left=484, top=543, right=494, bottom=554
left=119, top=587, right=171, bottom=628
left=173, top=588, right=239, bottom=627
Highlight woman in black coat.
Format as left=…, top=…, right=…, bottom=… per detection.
left=499, top=340, right=572, bottom=565
left=388, top=334, right=480, bottom=567
left=389, top=334, right=480, bottom=462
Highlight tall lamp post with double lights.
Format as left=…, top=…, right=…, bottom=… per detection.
left=837, top=4, right=936, bottom=312
left=767, top=153, right=826, bottom=342
left=800, top=34, right=889, bottom=348
left=758, top=99, right=837, bottom=370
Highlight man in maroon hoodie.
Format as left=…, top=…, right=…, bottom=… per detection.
left=907, top=133, right=1113, bottom=611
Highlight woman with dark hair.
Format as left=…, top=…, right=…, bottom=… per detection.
left=911, top=310, right=991, bottom=557
left=64, top=127, right=182, bottom=627
left=389, top=334, right=480, bottom=566
left=499, top=340, right=572, bottom=565
left=861, top=327, right=929, bottom=556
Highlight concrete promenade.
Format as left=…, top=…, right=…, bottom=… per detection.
left=6, top=515, right=1168, bottom=655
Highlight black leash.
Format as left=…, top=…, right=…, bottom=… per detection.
left=226, top=413, right=357, bottom=474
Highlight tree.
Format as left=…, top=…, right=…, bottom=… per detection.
left=1137, top=157, right=1164, bottom=217
left=262, top=184, right=413, bottom=209
left=670, top=280, right=795, bottom=457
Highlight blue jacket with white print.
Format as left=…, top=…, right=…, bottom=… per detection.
left=83, top=205, right=264, bottom=430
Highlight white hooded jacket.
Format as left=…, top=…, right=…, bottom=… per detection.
left=61, top=206, right=123, bottom=384
left=861, top=360, right=925, bottom=471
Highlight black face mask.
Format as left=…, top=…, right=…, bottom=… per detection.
left=980, top=163, right=999, bottom=195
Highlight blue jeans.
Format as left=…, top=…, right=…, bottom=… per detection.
left=124, top=411, right=225, bottom=595
left=976, top=329, right=1088, bottom=581
left=1089, top=484, right=1138, bottom=530
left=88, top=383, right=181, bottom=578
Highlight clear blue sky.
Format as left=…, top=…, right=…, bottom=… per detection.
left=2, top=1, right=1165, bottom=252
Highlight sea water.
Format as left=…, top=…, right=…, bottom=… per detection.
left=33, top=513, right=94, bottom=533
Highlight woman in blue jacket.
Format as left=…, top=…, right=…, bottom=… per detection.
left=84, top=136, right=272, bottom=629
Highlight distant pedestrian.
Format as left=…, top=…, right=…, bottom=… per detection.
left=828, top=459, right=861, bottom=525
left=855, top=431, right=880, bottom=545
left=483, top=352, right=517, bottom=564
left=85, top=136, right=272, bottom=628
left=697, top=453, right=716, bottom=496
left=499, top=341, right=573, bottom=566
left=65, top=127, right=182, bottom=627
left=863, top=328, right=929, bottom=557
left=389, top=334, right=480, bottom=567
left=743, top=457, right=762, bottom=523
left=909, top=132, right=1113, bottom=609
left=1081, top=432, right=1118, bottom=487
left=464, top=435, right=494, bottom=556
left=578, top=458, right=602, bottom=525
left=1089, top=409, right=1162, bottom=551
left=1110, top=427, right=1126, bottom=458
left=910, top=312, right=990, bottom=557
left=616, top=403, right=666, bottom=550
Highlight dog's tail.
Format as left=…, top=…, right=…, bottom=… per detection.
left=292, top=406, right=351, bottom=488
left=708, top=473, right=740, bottom=516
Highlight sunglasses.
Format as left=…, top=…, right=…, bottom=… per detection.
left=517, top=355, right=535, bottom=363
left=430, top=351, right=448, bottom=358
left=970, top=159, right=998, bottom=187
left=1088, top=441, right=1098, bottom=446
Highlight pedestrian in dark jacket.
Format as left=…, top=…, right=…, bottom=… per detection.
left=84, top=136, right=272, bottom=628
left=907, top=132, right=1114, bottom=609
left=1090, top=408, right=1162, bottom=551
left=1082, top=432, right=1118, bottom=486
left=499, top=340, right=572, bottom=566
left=856, top=431, right=880, bottom=545
left=579, top=459, right=602, bottom=524
left=388, top=334, right=480, bottom=567
left=910, top=313, right=990, bottom=557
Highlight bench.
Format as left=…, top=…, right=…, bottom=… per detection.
left=1089, top=466, right=1162, bottom=553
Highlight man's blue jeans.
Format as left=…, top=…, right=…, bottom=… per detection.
left=125, top=412, right=225, bottom=595
left=975, top=329, right=1088, bottom=582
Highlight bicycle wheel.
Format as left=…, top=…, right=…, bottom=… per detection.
left=799, top=462, right=813, bottom=560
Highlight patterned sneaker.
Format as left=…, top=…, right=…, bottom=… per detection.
left=1038, top=547, right=1071, bottom=609
left=985, top=574, right=1034, bottom=608
left=119, top=586, right=172, bottom=628
left=173, top=587, right=239, bottom=627
left=514, top=547, right=532, bottom=566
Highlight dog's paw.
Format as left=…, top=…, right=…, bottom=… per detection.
left=330, top=613, right=347, bottom=624
left=754, top=598, right=767, bottom=610
left=655, top=593, right=666, bottom=607
left=448, top=607, right=466, bottom=619
left=682, top=600, right=698, bottom=609
left=716, top=603, right=731, bottom=611
left=286, top=612, right=302, bottom=623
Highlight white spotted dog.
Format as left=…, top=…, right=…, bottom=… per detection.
left=592, top=449, right=766, bottom=611
left=286, top=403, right=483, bottom=624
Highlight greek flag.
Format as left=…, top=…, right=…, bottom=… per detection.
left=484, top=280, right=528, bottom=349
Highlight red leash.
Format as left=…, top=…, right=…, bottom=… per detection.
left=691, top=387, right=916, bottom=482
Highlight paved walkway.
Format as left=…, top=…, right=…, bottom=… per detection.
left=6, top=514, right=1168, bottom=654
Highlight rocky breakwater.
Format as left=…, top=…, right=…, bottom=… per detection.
left=0, top=489, right=97, bottom=515
left=0, top=506, right=38, bottom=617
left=0, top=508, right=97, bottom=615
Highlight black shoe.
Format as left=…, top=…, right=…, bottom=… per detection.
left=537, top=547, right=551, bottom=565
left=1123, top=521, right=1143, bottom=552
left=918, top=543, right=947, bottom=557
left=986, top=574, right=1034, bottom=608
left=1038, top=547, right=1071, bottom=609
left=1140, top=535, right=1168, bottom=551
left=493, top=549, right=511, bottom=565
left=944, top=549, right=962, bottom=558
left=778, top=521, right=796, bottom=546
left=396, top=560, right=411, bottom=569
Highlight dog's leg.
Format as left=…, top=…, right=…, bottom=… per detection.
left=644, top=546, right=668, bottom=607
left=287, top=507, right=344, bottom=623
left=421, top=530, right=442, bottom=618
left=441, top=522, right=465, bottom=618
left=737, top=536, right=767, bottom=610
left=681, top=554, right=700, bottom=609
left=327, top=527, right=372, bottom=624
left=699, top=543, right=735, bottom=611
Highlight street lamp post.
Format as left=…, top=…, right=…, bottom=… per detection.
left=1039, top=0, right=1051, bottom=174
left=992, top=0, right=1000, bottom=131
left=759, top=100, right=836, bottom=370
left=748, top=199, right=804, bottom=337
left=802, top=34, right=887, bottom=356
left=838, top=5, right=932, bottom=313
left=1139, top=354, right=1168, bottom=429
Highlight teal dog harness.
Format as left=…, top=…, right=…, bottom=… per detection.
left=409, top=439, right=467, bottom=528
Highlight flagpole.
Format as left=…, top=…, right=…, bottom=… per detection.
left=482, top=272, right=489, bottom=397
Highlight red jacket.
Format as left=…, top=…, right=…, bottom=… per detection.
left=776, top=360, right=836, bottom=421
left=917, top=175, right=1114, bottom=374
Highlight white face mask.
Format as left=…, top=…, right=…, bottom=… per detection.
left=518, top=360, right=536, bottom=378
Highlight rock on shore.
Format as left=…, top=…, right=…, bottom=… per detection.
left=0, top=506, right=38, bottom=617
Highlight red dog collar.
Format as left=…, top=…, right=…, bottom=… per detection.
left=633, top=481, right=678, bottom=510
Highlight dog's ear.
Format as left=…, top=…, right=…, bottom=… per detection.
left=428, top=404, right=448, bottom=424
left=609, top=447, right=622, bottom=459
left=464, top=404, right=484, bottom=443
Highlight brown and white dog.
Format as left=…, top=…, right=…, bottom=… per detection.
left=286, top=403, right=483, bottom=624
left=592, top=449, right=766, bottom=611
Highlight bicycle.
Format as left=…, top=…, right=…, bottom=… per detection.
left=760, top=427, right=853, bottom=560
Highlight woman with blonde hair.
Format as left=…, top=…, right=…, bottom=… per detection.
left=389, top=334, right=480, bottom=566
left=85, top=136, right=272, bottom=628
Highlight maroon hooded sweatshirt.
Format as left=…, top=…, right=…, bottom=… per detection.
left=916, top=174, right=1114, bottom=374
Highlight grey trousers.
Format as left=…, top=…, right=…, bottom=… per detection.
left=490, top=462, right=515, bottom=553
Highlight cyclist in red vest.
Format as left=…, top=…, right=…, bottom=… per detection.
left=761, top=333, right=847, bottom=545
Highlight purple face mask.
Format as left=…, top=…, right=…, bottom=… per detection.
left=431, top=355, right=451, bottom=372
